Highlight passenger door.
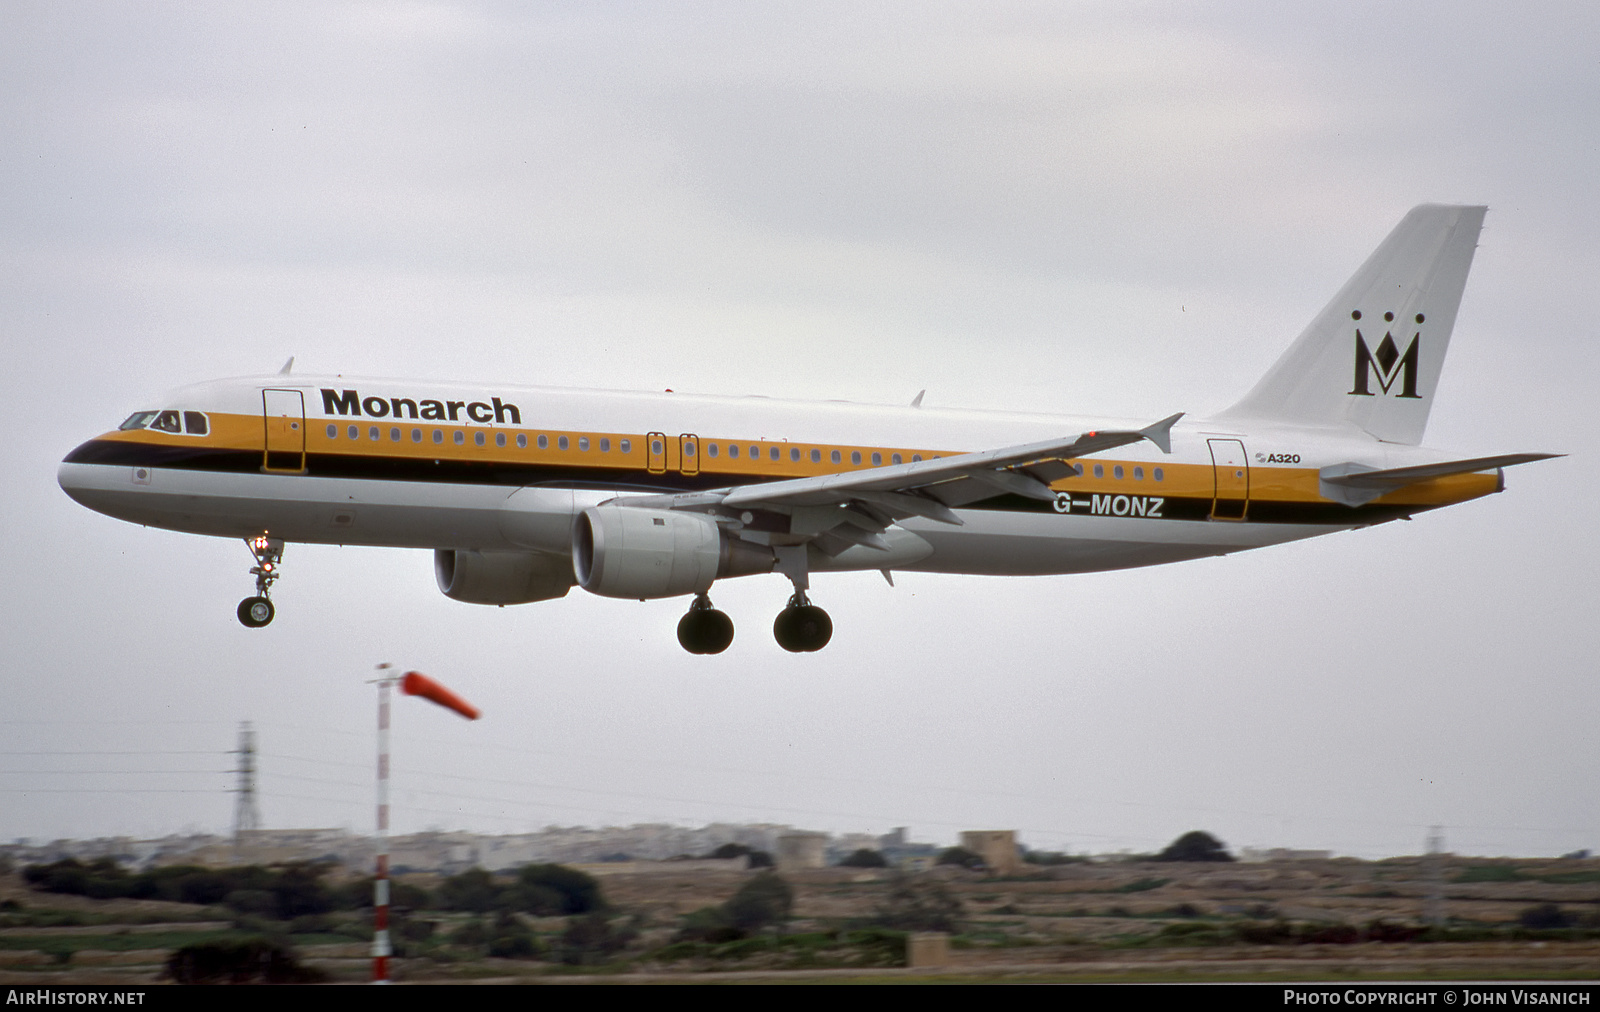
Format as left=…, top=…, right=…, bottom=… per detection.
left=262, top=389, right=306, bottom=472
left=1207, top=438, right=1249, bottom=520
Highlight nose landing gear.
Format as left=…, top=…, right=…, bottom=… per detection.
left=677, top=594, right=734, bottom=654
left=773, top=592, right=832, bottom=653
left=237, top=535, right=284, bottom=628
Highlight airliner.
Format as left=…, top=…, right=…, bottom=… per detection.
left=58, top=205, right=1556, bottom=653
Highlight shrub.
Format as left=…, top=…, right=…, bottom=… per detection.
left=936, top=846, right=985, bottom=870
left=872, top=872, right=963, bottom=933
left=165, top=939, right=325, bottom=984
left=674, top=905, right=744, bottom=943
left=515, top=864, right=603, bottom=915
left=560, top=911, right=634, bottom=965
left=838, top=848, right=888, bottom=868
left=1520, top=904, right=1574, bottom=930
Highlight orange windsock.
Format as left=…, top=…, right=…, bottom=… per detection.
left=400, top=671, right=480, bottom=720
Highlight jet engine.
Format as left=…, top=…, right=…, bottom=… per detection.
left=434, top=549, right=575, bottom=605
left=573, top=505, right=772, bottom=600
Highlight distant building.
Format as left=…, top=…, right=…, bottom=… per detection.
left=1238, top=847, right=1334, bottom=863
left=776, top=833, right=827, bottom=870
left=960, top=830, right=1022, bottom=875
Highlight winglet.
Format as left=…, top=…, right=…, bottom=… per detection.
left=278, top=356, right=295, bottom=375
left=1140, top=412, right=1183, bottom=454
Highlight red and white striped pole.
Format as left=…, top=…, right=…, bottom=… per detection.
left=369, top=664, right=479, bottom=984
left=373, top=663, right=395, bottom=983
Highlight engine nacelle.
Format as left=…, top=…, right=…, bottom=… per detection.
left=434, top=549, right=575, bottom=605
left=573, top=506, right=772, bottom=600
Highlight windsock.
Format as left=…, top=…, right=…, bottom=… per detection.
left=400, top=671, right=480, bottom=720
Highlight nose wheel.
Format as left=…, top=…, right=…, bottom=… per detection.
left=773, top=592, right=832, bottom=653
left=237, top=535, right=284, bottom=628
left=677, top=595, right=734, bottom=654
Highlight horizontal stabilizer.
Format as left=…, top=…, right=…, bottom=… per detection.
left=1320, top=453, right=1561, bottom=507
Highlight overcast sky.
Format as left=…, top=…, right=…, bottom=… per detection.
left=2, top=1, right=1594, bottom=859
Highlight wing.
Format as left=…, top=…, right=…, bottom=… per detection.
left=610, top=413, right=1182, bottom=555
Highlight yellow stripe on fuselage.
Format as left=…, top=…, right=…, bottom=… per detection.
left=95, top=413, right=1500, bottom=510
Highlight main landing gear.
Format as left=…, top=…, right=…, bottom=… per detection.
left=773, top=592, right=832, bottom=653
left=237, top=535, right=283, bottom=629
left=674, top=591, right=835, bottom=654
left=677, top=594, right=735, bottom=654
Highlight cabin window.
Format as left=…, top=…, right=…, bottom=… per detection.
left=707, top=443, right=718, bottom=458
left=559, top=435, right=569, bottom=450
left=871, top=452, right=881, bottom=465
left=348, top=425, right=359, bottom=440
left=390, top=427, right=400, bottom=442
left=851, top=451, right=862, bottom=465
left=772, top=447, right=781, bottom=461
left=495, top=432, right=505, bottom=447
left=432, top=429, right=443, bottom=444
left=600, top=438, right=610, bottom=452
left=892, top=453, right=902, bottom=465
left=790, top=448, right=800, bottom=462
left=620, top=438, right=631, bottom=453
left=752, top=446, right=761, bottom=459
left=185, top=412, right=209, bottom=435
left=912, top=454, right=922, bottom=463
left=1114, top=465, right=1124, bottom=479
left=151, top=410, right=182, bottom=433
left=538, top=434, right=549, bottom=449
left=326, top=424, right=338, bottom=438
left=728, top=444, right=738, bottom=459
left=119, top=411, right=158, bottom=431
left=369, top=426, right=380, bottom=441
left=1093, top=464, right=1103, bottom=478
left=1133, top=466, right=1144, bottom=480
left=412, top=429, right=423, bottom=443
left=1153, top=467, right=1164, bottom=481
left=517, top=434, right=527, bottom=449
left=830, top=450, right=841, bottom=464
left=579, top=436, right=589, bottom=451
left=683, top=442, right=694, bottom=457
left=475, top=431, right=486, bottom=447
left=810, top=449, right=821, bottom=463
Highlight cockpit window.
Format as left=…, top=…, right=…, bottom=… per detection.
left=118, top=411, right=158, bottom=431
left=149, top=410, right=182, bottom=433
left=183, top=411, right=208, bottom=435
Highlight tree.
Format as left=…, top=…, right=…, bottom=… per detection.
left=724, top=872, right=794, bottom=931
left=1154, top=831, right=1235, bottom=862
left=839, top=848, right=888, bottom=868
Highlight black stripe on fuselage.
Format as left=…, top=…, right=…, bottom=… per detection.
left=62, top=438, right=1421, bottom=526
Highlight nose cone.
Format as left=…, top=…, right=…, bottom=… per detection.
left=59, top=439, right=149, bottom=516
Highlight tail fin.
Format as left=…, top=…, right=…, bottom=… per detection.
left=1220, top=204, right=1486, bottom=444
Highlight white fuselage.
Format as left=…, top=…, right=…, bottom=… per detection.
left=57, top=374, right=1494, bottom=581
